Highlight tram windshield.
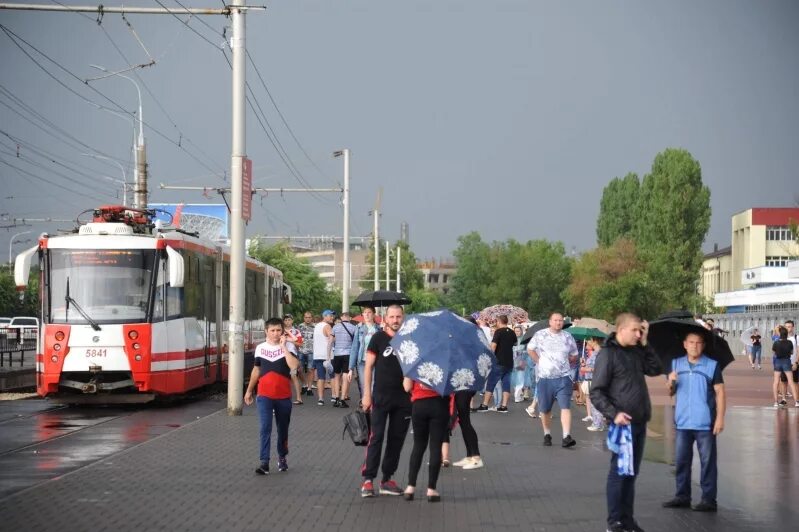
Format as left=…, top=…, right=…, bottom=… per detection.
left=47, top=249, right=157, bottom=324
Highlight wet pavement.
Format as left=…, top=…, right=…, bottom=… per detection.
left=0, top=395, right=226, bottom=499
left=0, top=361, right=796, bottom=531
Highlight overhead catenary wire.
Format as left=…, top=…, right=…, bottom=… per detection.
left=0, top=154, right=112, bottom=204
left=0, top=22, right=227, bottom=182
left=220, top=48, right=337, bottom=206
left=88, top=9, right=228, bottom=179
left=0, top=130, right=129, bottom=191
left=245, top=49, right=336, bottom=187
left=0, top=143, right=119, bottom=198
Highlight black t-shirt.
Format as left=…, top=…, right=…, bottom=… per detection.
left=750, top=334, right=761, bottom=346
left=492, top=327, right=518, bottom=369
left=366, top=330, right=410, bottom=408
left=773, top=339, right=794, bottom=359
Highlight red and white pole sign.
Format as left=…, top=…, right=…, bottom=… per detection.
left=242, top=157, right=252, bottom=222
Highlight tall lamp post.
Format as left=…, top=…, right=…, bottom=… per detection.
left=333, top=149, right=351, bottom=313
left=89, top=65, right=147, bottom=209
left=81, top=153, right=129, bottom=206
left=9, top=231, right=32, bottom=266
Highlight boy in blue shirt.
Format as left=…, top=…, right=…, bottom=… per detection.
left=662, top=331, right=726, bottom=513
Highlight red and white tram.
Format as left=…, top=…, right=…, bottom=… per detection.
left=14, top=206, right=290, bottom=403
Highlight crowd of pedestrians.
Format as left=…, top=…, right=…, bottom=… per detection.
left=243, top=306, right=794, bottom=532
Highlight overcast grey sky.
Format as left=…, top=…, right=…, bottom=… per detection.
left=1, top=1, right=797, bottom=264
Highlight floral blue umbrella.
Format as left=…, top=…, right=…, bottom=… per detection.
left=389, top=309, right=498, bottom=396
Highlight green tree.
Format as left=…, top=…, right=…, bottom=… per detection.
left=0, top=266, right=39, bottom=317
left=450, top=232, right=494, bottom=312
left=248, top=241, right=340, bottom=315
left=563, top=239, right=662, bottom=320
left=488, top=239, right=572, bottom=319
left=359, top=239, right=424, bottom=292
left=450, top=233, right=571, bottom=318
left=596, top=172, right=640, bottom=246
left=406, top=287, right=442, bottom=313
left=633, top=148, right=711, bottom=308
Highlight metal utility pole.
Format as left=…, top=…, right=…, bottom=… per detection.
left=88, top=65, right=146, bottom=208
left=370, top=188, right=382, bottom=291
left=227, top=2, right=247, bottom=416
left=396, top=245, right=401, bottom=292
left=385, top=240, right=390, bottom=290
left=333, top=149, right=350, bottom=313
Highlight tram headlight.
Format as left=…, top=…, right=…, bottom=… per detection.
left=135, top=354, right=142, bottom=361
left=50, top=355, right=58, bottom=363
left=128, top=330, right=139, bottom=340
left=53, top=344, right=61, bottom=351
left=55, top=331, right=65, bottom=341
left=132, top=342, right=141, bottom=350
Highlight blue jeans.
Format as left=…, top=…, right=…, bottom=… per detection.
left=485, top=366, right=512, bottom=394
left=751, top=345, right=762, bottom=365
left=607, top=423, right=646, bottom=528
left=256, top=396, right=292, bottom=463
left=675, top=429, right=717, bottom=504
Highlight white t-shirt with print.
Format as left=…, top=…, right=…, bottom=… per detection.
left=528, top=329, right=578, bottom=381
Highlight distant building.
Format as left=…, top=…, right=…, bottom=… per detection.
left=730, top=208, right=799, bottom=290
left=699, top=244, right=732, bottom=301
left=418, top=259, right=456, bottom=294
left=250, top=236, right=371, bottom=291
left=706, top=207, right=799, bottom=312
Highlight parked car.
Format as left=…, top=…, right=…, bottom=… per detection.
left=7, top=317, right=38, bottom=328
left=0, top=317, right=11, bottom=328
left=0, top=316, right=39, bottom=346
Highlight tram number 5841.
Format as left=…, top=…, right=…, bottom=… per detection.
left=85, top=348, right=107, bottom=358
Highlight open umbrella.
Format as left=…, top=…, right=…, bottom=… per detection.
left=390, top=309, right=498, bottom=396
left=479, top=305, right=529, bottom=324
left=352, top=290, right=412, bottom=307
left=648, top=314, right=735, bottom=375
left=519, top=320, right=573, bottom=345
left=573, top=317, right=614, bottom=335
left=739, top=325, right=757, bottom=347
left=567, top=326, right=608, bottom=341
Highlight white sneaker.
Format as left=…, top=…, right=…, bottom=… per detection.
left=461, top=458, right=484, bottom=470
left=452, top=457, right=473, bottom=467
left=774, top=402, right=780, bottom=408
left=525, top=405, right=538, bottom=418
left=581, top=416, right=592, bottom=422
left=794, top=401, right=799, bottom=408
left=587, top=425, right=604, bottom=432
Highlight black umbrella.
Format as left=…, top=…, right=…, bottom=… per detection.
left=648, top=315, right=735, bottom=375
left=352, top=290, right=412, bottom=307
left=519, top=319, right=572, bottom=345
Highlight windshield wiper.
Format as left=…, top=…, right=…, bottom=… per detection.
left=65, top=277, right=101, bottom=331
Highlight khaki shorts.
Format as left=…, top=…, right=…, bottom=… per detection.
left=580, top=380, right=591, bottom=395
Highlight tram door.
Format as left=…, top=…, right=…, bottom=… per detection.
left=203, top=262, right=213, bottom=379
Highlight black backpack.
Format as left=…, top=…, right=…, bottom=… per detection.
left=342, top=409, right=369, bottom=446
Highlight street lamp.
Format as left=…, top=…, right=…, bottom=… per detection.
left=9, top=231, right=31, bottom=266
left=88, top=65, right=147, bottom=209
left=333, top=149, right=350, bottom=312
left=81, top=153, right=129, bottom=206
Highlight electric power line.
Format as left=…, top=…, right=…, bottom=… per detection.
left=0, top=23, right=227, bottom=181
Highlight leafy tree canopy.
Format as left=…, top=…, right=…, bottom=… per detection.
left=248, top=241, right=340, bottom=315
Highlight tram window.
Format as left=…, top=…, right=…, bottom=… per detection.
left=166, top=285, right=182, bottom=319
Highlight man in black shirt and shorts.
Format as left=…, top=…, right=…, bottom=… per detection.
left=476, top=314, right=517, bottom=413
left=360, top=304, right=411, bottom=498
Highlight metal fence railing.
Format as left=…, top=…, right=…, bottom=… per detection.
left=0, top=327, right=38, bottom=368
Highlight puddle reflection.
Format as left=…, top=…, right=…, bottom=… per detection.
left=646, top=403, right=798, bottom=523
